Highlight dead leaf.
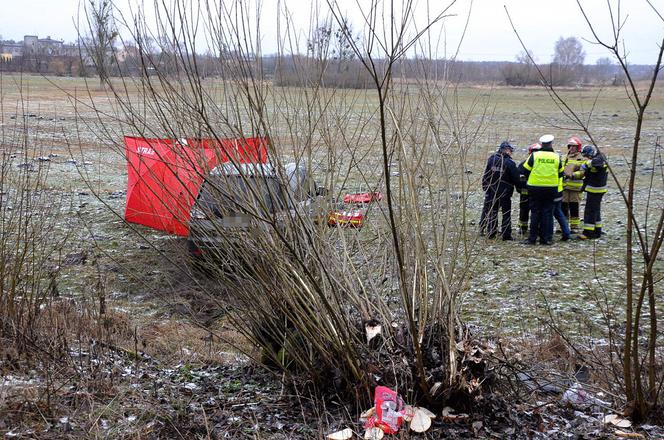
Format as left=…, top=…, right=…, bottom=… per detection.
left=615, top=430, right=644, bottom=438
left=429, top=382, right=442, bottom=395
left=327, top=428, right=353, bottom=439
left=442, top=406, right=469, bottom=422
left=363, top=427, right=384, bottom=440
left=415, top=406, right=436, bottom=419
left=410, top=409, right=432, bottom=433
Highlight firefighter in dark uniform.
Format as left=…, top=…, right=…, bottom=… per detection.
left=517, top=143, right=541, bottom=235
left=521, top=134, right=564, bottom=245
left=571, top=145, right=608, bottom=239
left=480, top=141, right=521, bottom=240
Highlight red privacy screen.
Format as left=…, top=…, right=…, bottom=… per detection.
left=124, top=136, right=268, bottom=236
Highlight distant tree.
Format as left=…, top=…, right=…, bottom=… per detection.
left=300, top=18, right=366, bottom=87
left=551, top=36, right=585, bottom=85
left=553, top=36, right=585, bottom=65
left=503, top=50, right=539, bottom=86
left=593, top=56, right=618, bottom=83
left=84, top=0, right=118, bottom=85
left=307, top=19, right=359, bottom=62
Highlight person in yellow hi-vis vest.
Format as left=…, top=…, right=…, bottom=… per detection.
left=562, top=136, right=586, bottom=232
left=521, top=134, right=565, bottom=245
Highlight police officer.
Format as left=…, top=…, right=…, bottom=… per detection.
left=480, top=141, right=521, bottom=240
left=572, top=145, right=608, bottom=239
left=521, top=134, right=564, bottom=245
left=517, top=143, right=541, bottom=235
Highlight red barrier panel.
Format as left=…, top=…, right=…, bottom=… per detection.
left=124, top=136, right=268, bottom=236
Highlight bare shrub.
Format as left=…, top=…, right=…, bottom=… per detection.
left=75, top=0, right=488, bottom=406
left=506, top=0, right=664, bottom=420
left=0, top=87, right=73, bottom=357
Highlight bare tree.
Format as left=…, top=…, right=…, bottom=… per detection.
left=83, top=0, right=118, bottom=85
left=507, top=0, right=664, bottom=421
left=552, top=36, right=585, bottom=85
left=503, top=49, right=538, bottom=86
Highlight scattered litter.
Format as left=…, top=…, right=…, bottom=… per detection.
left=328, top=210, right=364, bottom=228
left=604, top=414, right=632, bottom=428
left=36, top=156, right=51, bottom=162
left=343, top=192, right=383, bottom=204
left=66, top=159, right=77, bottom=164
left=561, top=383, right=610, bottom=410
left=365, top=321, right=381, bottom=343
left=362, top=388, right=435, bottom=435
left=409, top=408, right=432, bottom=433
left=415, top=407, right=435, bottom=419
left=363, top=427, right=383, bottom=439
left=363, top=386, right=406, bottom=434
left=327, top=428, right=353, bottom=439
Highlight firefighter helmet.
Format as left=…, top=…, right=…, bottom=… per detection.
left=499, top=141, right=514, bottom=152
left=528, top=143, right=541, bottom=154
left=567, top=136, right=583, bottom=150
left=581, top=145, right=596, bottom=158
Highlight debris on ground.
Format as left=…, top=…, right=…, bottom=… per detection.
left=327, top=428, right=353, bottom=439
left=561, top=382, right=611, bottom=411
left=343, top=192, right=383, bottom=204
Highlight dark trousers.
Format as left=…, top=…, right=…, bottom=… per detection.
left=583, top=192, right=604, bottom=237
left=528, top=186, right=557, bottom=244
left=519, top=193, right=530, bottom=231
left=483, top=190, right=513, bottom=239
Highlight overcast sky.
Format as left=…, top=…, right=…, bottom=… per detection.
left=1, top=0, right=662, bottom=64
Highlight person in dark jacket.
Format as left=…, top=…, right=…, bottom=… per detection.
left=480, top=141, right=521, bottom=240
left=571, top=145, right=608, bottom=239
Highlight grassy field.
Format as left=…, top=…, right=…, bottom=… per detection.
left=1, top=73, right=663, bottom=437
left=2, top=73, right=663, bottom=338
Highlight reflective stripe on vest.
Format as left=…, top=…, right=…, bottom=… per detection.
left=564, top=180, right=584, bottom=190
left=565, top=158, right=586, bottom=166
left=586, top=185, right=608, bottom=194
left=527, top=151, right=561, bottom=187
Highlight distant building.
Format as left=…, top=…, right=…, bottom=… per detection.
left=0, top=35, right=79, bottom=59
